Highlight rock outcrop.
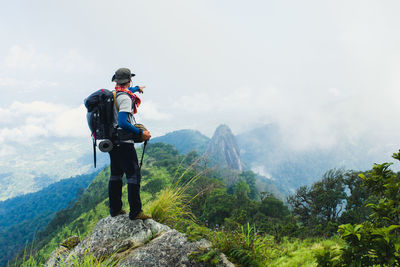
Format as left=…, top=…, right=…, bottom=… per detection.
left=46, top=215, right=234, bottom=267
left=204, top=124, right=243, bottom=171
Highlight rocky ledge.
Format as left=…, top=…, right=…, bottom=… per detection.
left=46, top=215, right=234, bottom=267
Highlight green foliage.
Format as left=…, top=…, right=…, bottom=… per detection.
left=338, top=171, right=372, bottom=225
left=16, top=256, right=40, bottom=267
left=146, top=185, right=194, bottom=225
left=145, top=163, right=200, bottom=225
left=142, top=177, right=168, bottom=195
left=16, top=248, right=122, bottom=267
left=210, top=223, right=275, bottom=267
left=259, top=192, right=290, bottom=219
left=325, top=152, right=400, bottom=266
left=239, top=171, right=258, bottom=200
left=314, top=243, right=343, bottom=267
left=288, top=169, right=371, bottom=237
left=188, top=170, right=295, bottom=239
left=145, top=143, right=180, bottom=172
left=183, top=223, right=211, bottom=242
left=188, top=248, right=221, bottom=266
left=234, top=180, right=250, bottom=197
left=61, top=250, right=121, bottom=267
left=198, top=188, right=235, bottom=226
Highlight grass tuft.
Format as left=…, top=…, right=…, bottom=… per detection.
left=145, top=158, right=204, bottom=225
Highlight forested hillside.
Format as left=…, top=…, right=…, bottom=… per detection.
left=0, top=172, right=98, bottom=267
left=15, top=143, right=400, bottom=266
left=150, top=129, right=210, bottom=154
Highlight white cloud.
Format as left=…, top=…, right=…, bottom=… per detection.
left=0, top=77, right=58, bottom=95
left=0, top=101, right=89, bottom=145
left=139, top=100, right=171, bottom=121
left=5, top=45, right=52, bottom=69
left=2, top=44, right=95, bottom=74
left=60, top=49, right=96, bottom=74
left=161, top=82, right=400, bottom=150
left=10, top=101, right=65, bottom=115
left=50, top=104, right=89, bottom=138
left=0, top=145, right=16, bottom=157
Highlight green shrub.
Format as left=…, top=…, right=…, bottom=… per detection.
left=188, top=248, right=221, bottom=266
left=210, top=223, right=275, bottom=267
left=328, top=152, right=400, bottom=266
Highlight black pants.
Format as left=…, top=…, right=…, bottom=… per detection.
left=109, top=143, right=141, bottom=184
left=108, top=143, right=142, bottom=218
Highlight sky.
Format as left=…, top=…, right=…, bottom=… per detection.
left=1, top=0, right=400, bottom=152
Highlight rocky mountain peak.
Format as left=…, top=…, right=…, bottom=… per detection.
left=205, top=124, right=243, bottom=171
left=214, top=124, right=233, bottom=136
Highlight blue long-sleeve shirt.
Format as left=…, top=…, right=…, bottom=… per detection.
left=117, top=86, right=142, bottom=136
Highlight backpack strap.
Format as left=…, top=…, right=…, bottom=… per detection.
left=113, top=91, right=135, bottom=114
left=112, top=91, right=119, bottom=112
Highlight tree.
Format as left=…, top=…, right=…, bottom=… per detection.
left=234, top=180, right=250, bottom=198
left=329, top=153, right=400, bottom=266
left=288, top=169, right=346, bottom=235
left=239, top=171, right=258, bottom=200
left=142, top=177, right=168, bottom=195
left=198, top=188, right=235, bottom=226
left=259, top=192, right=290, bottom=219
left=339, top=170, right=371, bottom=225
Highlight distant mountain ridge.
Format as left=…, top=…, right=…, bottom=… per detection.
left=150, top=129, right=210, bottom=154
left=148, top=123, right=396, bottom=194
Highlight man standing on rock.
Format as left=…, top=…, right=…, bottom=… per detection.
left=108, top=67, right=152, bottom=220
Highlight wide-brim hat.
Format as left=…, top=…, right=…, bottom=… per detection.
left=112, top=68, right=135, bottom=84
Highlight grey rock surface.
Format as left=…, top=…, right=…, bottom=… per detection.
left=143, top=218, right=171, bottom=237
left=118, top=229, right=211, bottom=267
left=46, top=215, right=234, bottom=267
left=46, top=236, right=80, bottom=267
left=69, top=214, right=153, bottom=260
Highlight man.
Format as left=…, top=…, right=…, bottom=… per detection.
left=108, top=67, right=152, bottom=220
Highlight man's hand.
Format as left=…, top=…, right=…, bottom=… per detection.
left=138, top=86, right=146, bottom=93
left=142, top=130, right=151, bottom=141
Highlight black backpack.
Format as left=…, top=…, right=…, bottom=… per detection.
left=84, top=89, right=148, bottom=169
left=84, top=89, right=116, bottom=167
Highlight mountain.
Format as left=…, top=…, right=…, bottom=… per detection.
left=16, top=142, right=294, bottom=266
left=204, top=125, right=243, bottom=171
left=150, top=125, right=286, bottom=198
left=0, top=171, right=98, bottom=267
left=150, top=129, right=210, bottom=154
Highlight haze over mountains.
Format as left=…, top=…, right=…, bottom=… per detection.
left=152, top=123, right=396, bottom=194
left=0, top=137, right=108, bottom=200
left=1, top=121, right=396, bottom=201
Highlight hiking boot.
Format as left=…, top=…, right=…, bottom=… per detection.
left=132, top=211, right=152, bottom=220
left=111, top=209, right=126, bottom=217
